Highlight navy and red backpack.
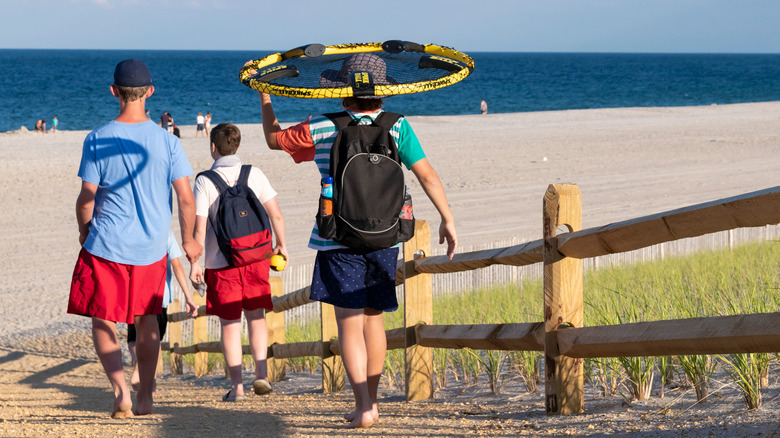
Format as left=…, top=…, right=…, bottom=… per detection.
left=197, top=165, right=273, bottom=267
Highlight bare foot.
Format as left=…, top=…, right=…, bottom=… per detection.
left=344, top=406, right=378, bottom=422
left=111, top=403, right=133, bottom=419
left=348, top=410, right=376, bottom=429
left=111, top=388, right=133, bottom=419
left=133, top=407, right=153, bottom=416
left=134, top=388, right=154, bottom=416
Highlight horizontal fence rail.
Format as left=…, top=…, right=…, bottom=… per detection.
left=554, top=311, right=780, bottom=358
left=557, top=185, right=780, bottom=259
left=410, top=185, right=780, bottom=275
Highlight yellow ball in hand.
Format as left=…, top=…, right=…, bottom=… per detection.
left=270, top=254, right=287, bottom=271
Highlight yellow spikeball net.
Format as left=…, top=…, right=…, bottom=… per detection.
left=240, top=41, right=474, bottom=99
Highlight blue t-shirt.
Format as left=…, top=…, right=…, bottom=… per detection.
left=78, top=120, right=193, bottom=265
left=163, top=230, right=183, bottom=307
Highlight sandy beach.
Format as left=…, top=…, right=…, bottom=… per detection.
left=1, top=102, right=779, bottom=436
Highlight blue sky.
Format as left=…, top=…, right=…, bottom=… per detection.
left=2, top=0, right=779, bottom=53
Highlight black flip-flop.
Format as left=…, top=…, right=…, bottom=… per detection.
left=222, top=389, right=247, bottom=402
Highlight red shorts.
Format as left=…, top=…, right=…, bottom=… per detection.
left=205, top=259, right=273, bottom=320
left=68, top=248, right=167, bottom=324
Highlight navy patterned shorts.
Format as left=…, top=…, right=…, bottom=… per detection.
left=310, top=247, right=399, bottom=312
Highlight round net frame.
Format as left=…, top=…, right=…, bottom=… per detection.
left=240, top=41, right=474, bottom=99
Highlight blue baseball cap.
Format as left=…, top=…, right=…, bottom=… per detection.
left=113, top=59, right=152, bottom=87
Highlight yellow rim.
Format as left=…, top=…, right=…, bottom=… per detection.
left=239, top=42, right=474, bottom=99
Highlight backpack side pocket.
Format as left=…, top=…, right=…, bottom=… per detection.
left=316, top=194, right=337, bottom=239
left=398, top=218, right=415, bottom=243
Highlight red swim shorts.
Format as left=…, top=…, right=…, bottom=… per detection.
left=68, top=248, right=167, bottom=324
left=205, top=259, right=273, bottom=321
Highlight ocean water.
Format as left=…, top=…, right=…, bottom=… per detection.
left=2, top=49, right=780, bottom=132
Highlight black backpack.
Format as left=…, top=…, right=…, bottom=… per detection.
left=197, top=165, right=273, bottom=267
left=316, top=111, right=415, bottom=250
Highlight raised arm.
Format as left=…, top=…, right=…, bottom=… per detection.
left=410, top=158, right=458, bottom=259
left=259, top=92, right=282, bottom=150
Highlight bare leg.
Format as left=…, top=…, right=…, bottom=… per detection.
left=91, top=317, right=133, bottom=418
left=335, top=307, right=381, bottom=428
left=128, top=340, right=139, bottom=390
left=363, top=308, right=386, bottom=420
left=245, top=308, right=269, bottom=381
left=221, top=318, right=245, bottom=398
left=133, top=314, right=160, bottom=415
left=343, top=309, right=384, bottom=424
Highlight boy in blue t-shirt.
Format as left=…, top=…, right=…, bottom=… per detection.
left=68, top=59, right=201, bottom=418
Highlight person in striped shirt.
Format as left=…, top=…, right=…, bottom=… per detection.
left=256, top=51, right=457, bottom=430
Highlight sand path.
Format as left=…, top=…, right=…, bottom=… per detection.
left=0, top=102, right=779, bottom=435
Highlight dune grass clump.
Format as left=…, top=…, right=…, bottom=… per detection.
left=718, top=353, right=770, bottom=409
left=584, top=241, right=780, bottom=403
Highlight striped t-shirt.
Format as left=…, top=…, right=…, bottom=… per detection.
left=277, top=109, right=425, bottom=251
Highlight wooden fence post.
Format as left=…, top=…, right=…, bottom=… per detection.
left=321, top=302, right=345, bottom=392
left=167, top=299, right=183, bottom=375
left=267, top=276, right=286, bottom=382
left=543, top=184, right=584, bottom=415
left=192, top=289, right=208, bottom=377
left=404, top=220, right=433, bottom=401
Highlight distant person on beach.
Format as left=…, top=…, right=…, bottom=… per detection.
left=68, top=59, right=201, bottom=418
left=52, top=116, right=58, bottom=132
left=127, top=230, right=197, bottom=393
left=189, top=122, right=287, bottom=402
left=204, top=112, right=211, bottom=136
left=167, top=113, right=175, bottom=133
left=480, top=99, right=488, bottom=115
left=196, top=112, right=205, bottom=137
left=173, top=124, right=181, bottom=138
left=254, top=54, right=457, bottom=428
left=160, top=110, right=169, bottom=129
left=35, top=119, right=47, bottom=133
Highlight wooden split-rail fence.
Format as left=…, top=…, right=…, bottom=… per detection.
left=161, top=183, right=780, bottom=415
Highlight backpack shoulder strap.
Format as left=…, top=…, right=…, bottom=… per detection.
left=323, top=112, right=352, bottom=179
left=195, top=170, right=228, bottom=234
left=323, top=111, right=352, bottom=131
left=237, top=165, right=252, bottom=187
left=373, top=112, right=403, bottom=131
left=197, top=169, right=230, bottom=193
